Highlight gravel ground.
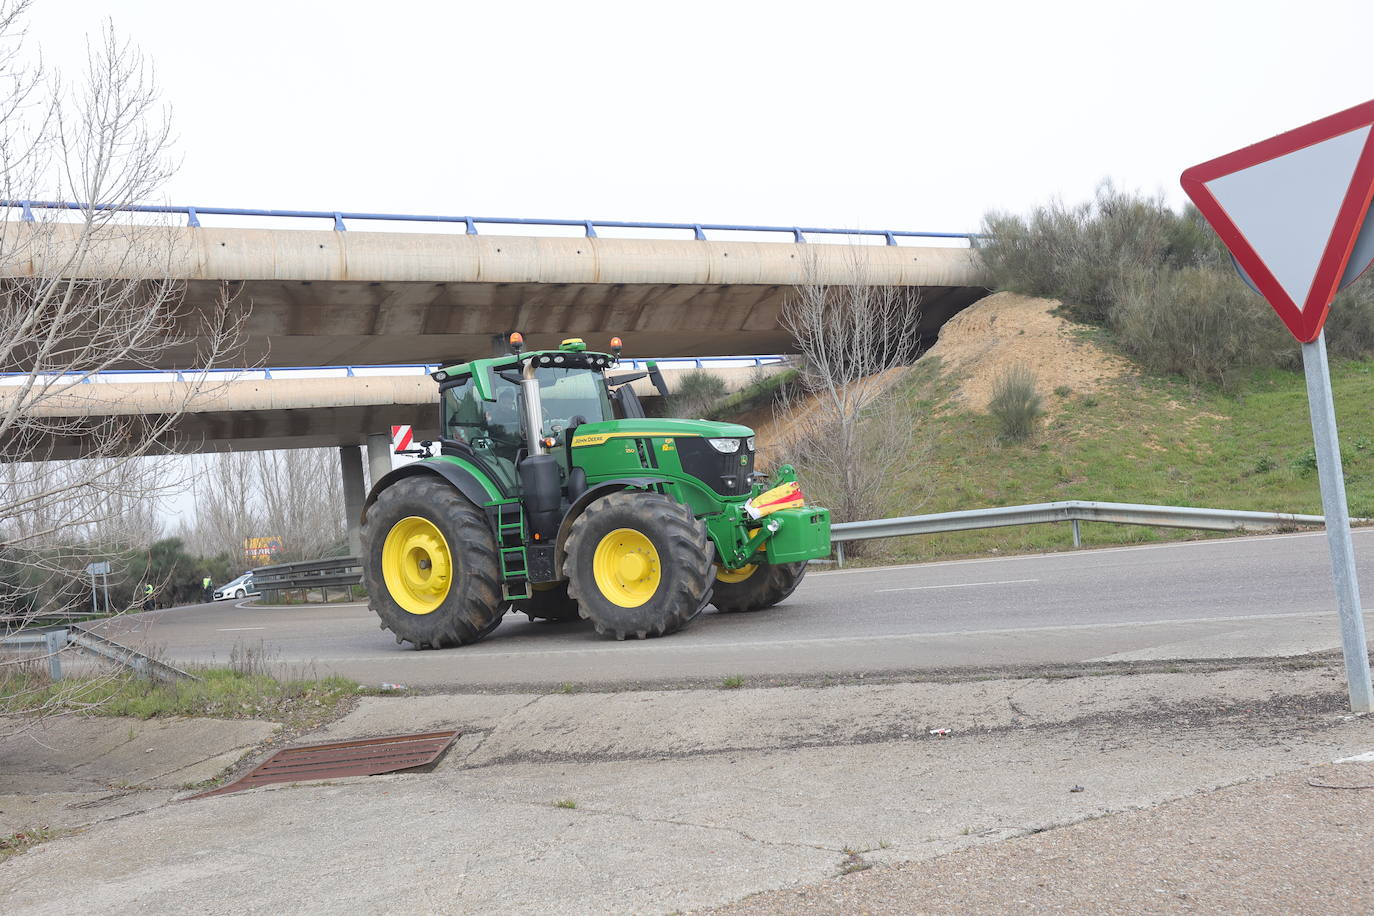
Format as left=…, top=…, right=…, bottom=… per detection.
left=704, top=759, right=1374, bottom=915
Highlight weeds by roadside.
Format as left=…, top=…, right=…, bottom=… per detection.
left=0, top=667, right=365, bottom=731
left=838, top=846, right=874, bottom=875
left=0, top=826, right=70, bottom=862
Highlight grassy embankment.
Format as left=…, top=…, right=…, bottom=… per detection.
left=846, top=350, right=1374, bottom=564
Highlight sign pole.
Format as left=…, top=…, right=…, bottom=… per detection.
left=1301, top=331, right=1374, bottom=712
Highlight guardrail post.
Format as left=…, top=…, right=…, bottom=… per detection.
left=44, top=629, right=66, bottom=680
left=835, top=542, right=845, bottom=569
left=1071, top=519, right=1081, bottom=547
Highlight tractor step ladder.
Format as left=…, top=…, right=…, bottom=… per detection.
left=495, top=502, right=532, bottom=601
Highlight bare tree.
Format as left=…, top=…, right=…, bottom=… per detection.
left=184, top=448, right=345, bottom=566
left=776, top=249, right=928, bottom=531
left=180, top=450, right=260, bottom=561
left=0, top=4, right=242, bottom=733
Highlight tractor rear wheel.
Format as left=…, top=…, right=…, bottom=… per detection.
left=515, top=581, right=581, bottom=622
left=563, top=490, right=713, bottom=640
left=363, top=475, right=505, bottom=649
left=710, top=562, right=807, bottom=613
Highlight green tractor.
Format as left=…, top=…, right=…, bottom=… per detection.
left=360, top=335, right=831, bottom=647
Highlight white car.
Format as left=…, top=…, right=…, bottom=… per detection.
left=214, top=573, right=260, bottom=601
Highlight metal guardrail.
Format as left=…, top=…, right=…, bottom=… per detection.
left=243, top=500, right=1333, bottom=585
left=67, top=628, right=200, bottom=683
left=828, top=500, right=1333, bottom=566
left=254, top=556, right=362, bottom=602
left=1, top=199, right=977, bottom=246
left=1, top=627, right=199, bottom=682
left=0, top=355, right=788, bottom=385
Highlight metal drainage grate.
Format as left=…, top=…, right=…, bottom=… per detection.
left=189, top=730, right=460, bottom=800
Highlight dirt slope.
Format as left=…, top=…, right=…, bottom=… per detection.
left=743, top=292, right=1131, bottom=454
left=924, top=291, right=1131, bottom=411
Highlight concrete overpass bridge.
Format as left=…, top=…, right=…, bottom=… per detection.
left=0, top=203, right=991, bottom=367
left=4, top=202, right=990, bottom=551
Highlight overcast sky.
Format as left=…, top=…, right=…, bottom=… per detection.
left=24, top=0, right=1374, bottom=235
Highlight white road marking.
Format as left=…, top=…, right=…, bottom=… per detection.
left=876, top=578, right=1039, bottom=593
left=216, top=626, right=266, bottom=632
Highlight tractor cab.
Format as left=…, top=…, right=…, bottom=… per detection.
left=435, top=336, right=648, bottom=493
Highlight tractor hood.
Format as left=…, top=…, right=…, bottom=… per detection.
left=570, top=417, right=752, bottom=448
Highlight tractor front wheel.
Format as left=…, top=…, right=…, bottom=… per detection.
left=563, top=491, right=713, bottom=640
left=710, top=562, right=807, bottom=613
left=363, top=475, right=505, bottom=649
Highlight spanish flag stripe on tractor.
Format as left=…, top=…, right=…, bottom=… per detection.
left=745, top=481, right=805, bottom=520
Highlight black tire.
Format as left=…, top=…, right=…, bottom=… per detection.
left=563, top=490, right=713, bottom=640
left=514, top=581, right=581, bottom=622
left=711, top=562, right=807, bottom=613
left=362, top=475, right=504, bottom=649
left=235, top=588, right=246, bottom=599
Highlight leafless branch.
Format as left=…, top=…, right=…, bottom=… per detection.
left=775, top=248, right=931, bottom=537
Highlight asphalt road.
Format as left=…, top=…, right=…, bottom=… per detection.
left=90, top=528, right=1374, bottom=688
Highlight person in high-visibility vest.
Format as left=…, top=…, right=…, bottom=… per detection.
left=202, top=576, right=213, bottom=603
left=142, top=583, right=155, bottom=611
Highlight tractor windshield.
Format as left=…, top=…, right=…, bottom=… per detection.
left=441, top=364, right=613, bottom=490
left=532, top=367, right=613, bottom=434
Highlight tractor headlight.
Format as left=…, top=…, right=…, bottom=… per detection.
left=746, top=436, right=755, bottom=451
left=708, top=437, right=742, bottom=453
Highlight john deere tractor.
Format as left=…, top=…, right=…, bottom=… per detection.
left=360, top=335, right=831, bottom=648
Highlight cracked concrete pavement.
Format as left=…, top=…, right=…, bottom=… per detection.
left=4, top=660, right=1374, bottom=914
left=1, top=716, right=278, bottom=838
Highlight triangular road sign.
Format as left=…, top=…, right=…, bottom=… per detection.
left=1181, top=98, right=1374, bottom=343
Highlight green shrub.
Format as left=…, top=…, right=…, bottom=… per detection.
left=1325, top=274, right=1374, bottom=359
left=989, top=364, right=1042, bottom=442
left=977, top=185, right=1374, bottom=385
left=1111, top=266, right=1296, bottom=386
left=977, top=183, right=1224, bottom=325
left=668, top=370, right=728, bottom=419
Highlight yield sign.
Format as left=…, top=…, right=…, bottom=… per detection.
left=1181, top=98, right=1374, bottom=343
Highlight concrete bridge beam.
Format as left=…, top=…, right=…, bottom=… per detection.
left=0, top=224, right=989, bottom=369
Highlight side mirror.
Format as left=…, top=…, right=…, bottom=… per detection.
left=647, top=361, right=669, bottom=397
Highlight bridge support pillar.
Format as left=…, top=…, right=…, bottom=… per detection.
left=340, top=445, right=365, bottom=557
left=366, top=433, right=392, bottom=489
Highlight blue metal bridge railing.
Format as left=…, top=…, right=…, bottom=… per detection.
left=0, top=356, right=789, bottom=385
left=0, top=200, right=976, bottom=246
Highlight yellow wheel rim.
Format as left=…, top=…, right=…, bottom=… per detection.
left=715, top=563, right=758, bottom=584
left=381, top=516, right=453, bottom=615
left=592, top=528, right=661, bottom=608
